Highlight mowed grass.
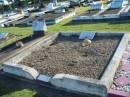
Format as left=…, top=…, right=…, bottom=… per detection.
left=1, top=7, right=130, bottom=36
left=48, top=18, right=130, bottom=32
left=0, top=87, right=42, bottom=97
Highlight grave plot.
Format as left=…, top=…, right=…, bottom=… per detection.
left=73, top=0, right=129, bottom=21
left=34, top=11, right=75, bottom=24
left=100, top=8, right=121, bottom=15
left=80, top=10, right=100, bottom=16
left=0, top=14, right=25, bottom=27
left=76, top=1, right=103, bottom=17
left=14, top=10, right=75, bottom=26
left=19, top=34, right=119, bottom=79
left=3, top=32, right=130, bottom=97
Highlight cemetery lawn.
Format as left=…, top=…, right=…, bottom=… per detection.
left=0, top=7, right=130, bottom=38
left=0, top=88, right=42, bottom=97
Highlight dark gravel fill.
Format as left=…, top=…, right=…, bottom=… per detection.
left=20, top=35, right=120, bottom=79
left=81, top=10, right=99, bottom=16
left=100, top=8, right=121, bottom=15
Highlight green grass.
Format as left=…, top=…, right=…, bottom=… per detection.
left=0, top=27, right=32, bottom=49
left=0, top=27, right=32, bottom=38
left=48, top=18, right=130, bottom=32
left=0, top=6, right=130, bottom=48
left=1, top=7, right=130, bottom=35
left=0, top=88, right=42, bottom=97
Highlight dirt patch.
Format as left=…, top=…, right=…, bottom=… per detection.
left=20, top=35, right=120, bottom=79
left=38, top=11, right=72, bottom=20
left=81, top=10, right=99, bottom=16
left=100, top=8, right=121, bottom=15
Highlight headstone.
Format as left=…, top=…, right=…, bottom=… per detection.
left=21, top=8, right=30, bottom=17
left=52, top=0, right=58, bottom=6
left=109, top=0, right=128, bottom=9
left=32, top=19, right=47, bottom=37
left=47, top=3, right=54, bottom=10
left=0, top=32, right=9, bottom=39
left=79, top=32, right=95, bottom=40
left=32, top=19, right=47, bottom=32
left=91, top=1, right=104, bottom=10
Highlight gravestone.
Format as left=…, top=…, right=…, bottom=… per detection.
left=109, top=0, right=128, bottom=9
left=79, top=32, right=95, bottom=40
left=47, top=3, right=55, bottom=10
left=91, top=1, right=104, bottom=10
left=32, top=19, right=47, bottom=37
left=52, top=0, right=58, bottom=6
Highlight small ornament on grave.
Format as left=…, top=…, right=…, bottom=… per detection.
left=16, top=41, right=24, bottom=48
left=82, top=38, right=91, bottom=47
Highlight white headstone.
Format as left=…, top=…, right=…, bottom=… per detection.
left=32, top=19, right=47, bottom=32
left=91, top=1, right=104, bottom=10
left=109, top=0, right=128, bottom=8
left=53, top=0, right=58, bottom=6
left=79, top=32, right=95, bottom=40
left=47, top=3, right=55, bottom=10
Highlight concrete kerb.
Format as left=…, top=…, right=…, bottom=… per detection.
left=50, top=74, right=107, bottom=97
left=100, top=33, right=130, bottom=89
left=2, top=32, right=130, bottom=97
left=3, top=63, right=39, bottom=80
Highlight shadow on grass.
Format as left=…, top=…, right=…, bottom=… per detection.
left=0, top=73, right=99, bottom=97
left=0, top=84, right=43, bottom=97
left=0, top=74, right=44, bottom=97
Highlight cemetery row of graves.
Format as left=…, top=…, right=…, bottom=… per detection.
left=1, top=0, right=130, bottom=97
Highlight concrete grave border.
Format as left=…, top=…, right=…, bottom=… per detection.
left=13, top=11, right=75, bottom=27
left=73, top=5, right=130, bottom=21
left=2, top=32, right=130, bottom=97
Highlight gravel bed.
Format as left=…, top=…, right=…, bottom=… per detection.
left=100, top=8, right=121, bottom=15
left=38, top=11, right=72, bottom=19
left=81, top=10, right=99, bottom=16
left=20, top=35, right=120, bottom=79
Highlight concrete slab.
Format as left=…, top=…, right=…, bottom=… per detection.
left=50, top=74, right=107, bottom=97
